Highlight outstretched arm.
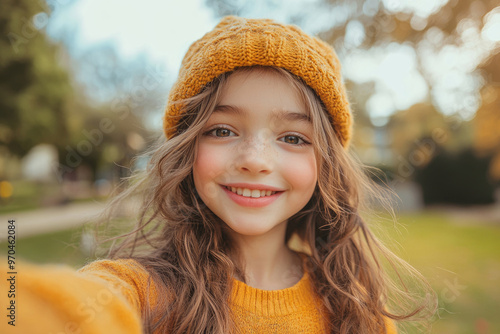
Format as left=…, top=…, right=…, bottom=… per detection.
left=1, top=258, right=147, bottom=334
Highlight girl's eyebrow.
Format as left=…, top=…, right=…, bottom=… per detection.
left=213, top=104, right=312, bottom=124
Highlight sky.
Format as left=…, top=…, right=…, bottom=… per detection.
left=43, top=0, right=500, bottom=128
left=46, top=0, right=458, bottom=74
left=47, top=0, right=217, bottom=75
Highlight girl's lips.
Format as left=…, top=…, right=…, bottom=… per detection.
left=220, top=185, right=283, bottom=208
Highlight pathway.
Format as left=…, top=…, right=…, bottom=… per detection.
left=0, top=201, right=107, bottom=241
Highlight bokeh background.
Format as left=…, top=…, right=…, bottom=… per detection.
left=1, top=0, right=499, bottom=333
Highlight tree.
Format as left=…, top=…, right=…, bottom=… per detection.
left=0, top=0, right=73, bottom=158
left=474, top=52, right=500, bottom=181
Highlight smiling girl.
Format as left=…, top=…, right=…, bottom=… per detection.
left=2, top=16, right=436, bottom=334
left=193, top=67, right=318, bottom=289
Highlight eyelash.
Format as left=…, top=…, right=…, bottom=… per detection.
left=203, top=125, right=311, bottom=147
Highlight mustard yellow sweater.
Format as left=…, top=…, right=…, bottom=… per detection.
left=1, top=258, right=397, bottom=333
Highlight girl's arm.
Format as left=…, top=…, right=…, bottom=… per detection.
left=0, top=258, right=148, bottom=334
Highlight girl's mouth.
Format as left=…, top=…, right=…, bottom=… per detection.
left=220, top=185, right=284, bottom=208
left=222, top=185, right=279, bottom=198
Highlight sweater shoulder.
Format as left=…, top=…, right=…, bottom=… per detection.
left=384, top=316, right=398, bottom=334
left=77, top=258, right=150, bottom=284
left=77, top=258, right=156, bottom=311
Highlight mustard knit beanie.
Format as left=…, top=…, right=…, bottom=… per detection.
left=163, top=15, right=352, bottom=148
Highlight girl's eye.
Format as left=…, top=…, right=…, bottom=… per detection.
left=204, top=126, right=235, bottom=138
left=280, top=134, right=310, bottom=147
left=203, top=126, right=310, bottom=147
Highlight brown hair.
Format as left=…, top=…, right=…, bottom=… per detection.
left=93, top=66, right=437, bottom=333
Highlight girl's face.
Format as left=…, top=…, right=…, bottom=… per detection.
left=193, top=69, right=317, bottom=237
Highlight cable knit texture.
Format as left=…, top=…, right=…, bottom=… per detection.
left=163, top=15, right=353, bottom=148
left=1, top=257, right=397, bottom=333
left=230, top=268, right=330, bottom=332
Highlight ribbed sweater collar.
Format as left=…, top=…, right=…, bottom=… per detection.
left=229, top=254, right=318, bottom=317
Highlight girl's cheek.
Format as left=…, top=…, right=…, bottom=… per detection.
left=194, top=143, right=225, bottom=183
left=282, top=150, right=317, bottom=190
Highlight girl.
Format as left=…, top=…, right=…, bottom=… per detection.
left=3, top=16, right=436, bottom=333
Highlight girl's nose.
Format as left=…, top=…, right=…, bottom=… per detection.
left=234, top=135, right=275, bottom=175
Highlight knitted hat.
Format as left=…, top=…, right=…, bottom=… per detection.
left=163, top=16, right=352, bottom=148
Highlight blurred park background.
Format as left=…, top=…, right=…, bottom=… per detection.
left=0, top=0, right=499, bottom=333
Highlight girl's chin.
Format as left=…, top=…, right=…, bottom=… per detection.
left=228, top=226, right=273, bottom=237
left=224, top=219, right=286, bottom=237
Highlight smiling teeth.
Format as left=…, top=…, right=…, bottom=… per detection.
left=227, top=186, right=277, bottom=198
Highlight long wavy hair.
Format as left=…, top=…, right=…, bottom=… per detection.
left=92, top=65, right=437, bottom=333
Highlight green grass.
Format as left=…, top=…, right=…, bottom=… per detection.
left=373, top=211, right=500, bottom=334
left=0, top=180, right=59, bottom=214
left=1, top=210, right=498, bottom=333
left=0, top=217, right=135, bottom=267
left=0, top=225, right=91, bottom=267
left=0, top=179, right=107, bottom=214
